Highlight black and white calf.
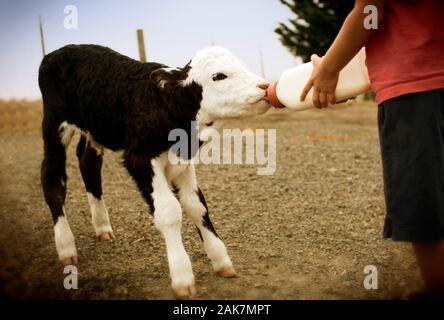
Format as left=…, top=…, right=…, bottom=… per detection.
left=38, top=44, right=270, bottom=297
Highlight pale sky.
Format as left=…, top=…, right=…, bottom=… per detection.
left=0, top=0, right=299, bottom=100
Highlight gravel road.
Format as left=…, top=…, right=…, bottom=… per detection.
left=0, top=101, right=422, bottom=299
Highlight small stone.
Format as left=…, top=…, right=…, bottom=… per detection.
left=113, top=286, right=128, bottom=295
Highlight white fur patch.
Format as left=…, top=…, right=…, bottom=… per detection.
left=162, top=67, right=180, bottom=73
left=54, top=213, right=77, bottom=260
left=58, top=121, right=76, bottom=147
left=87, top=192, right=112, bottom=236
left=201, top=229, right=233, bottom=272
left=165, top=152, right=191, bottom=181
left=57, top=122, right=104, bottom=155
left=157, top=79, right=168, bottom=89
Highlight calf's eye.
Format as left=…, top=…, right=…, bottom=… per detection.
left=212, top=73, right=228, bottom=81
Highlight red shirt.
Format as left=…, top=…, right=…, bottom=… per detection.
left=365, top=0, right=444, bottom=104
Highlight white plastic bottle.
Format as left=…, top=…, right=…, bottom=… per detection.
left=266, top=48, right=371, bottom=110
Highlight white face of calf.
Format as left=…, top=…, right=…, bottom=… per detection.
left=184, top=47, right=271, bottom=120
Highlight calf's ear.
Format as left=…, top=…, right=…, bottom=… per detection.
left=150, top=63, right=192, bottom=89
left=150, top=69, right=173, bottom=88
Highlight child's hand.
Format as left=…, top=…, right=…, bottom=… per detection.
left=300, top=54, right=340, bottom=108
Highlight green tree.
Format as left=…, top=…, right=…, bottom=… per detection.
left=275, top=0, right=354, bottom=62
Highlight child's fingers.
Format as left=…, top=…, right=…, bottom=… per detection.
left=312, top=88, right=321, bottom=108
left=327, top=93, right=336, bottom=105
left=319, top=92, right=328, bottom=108
left=300, top=79, right=313, bottom=101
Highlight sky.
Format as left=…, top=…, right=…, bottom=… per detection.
left=0, top=0, right=299, bottom=100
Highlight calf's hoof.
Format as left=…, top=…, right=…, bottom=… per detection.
left=216, top=266, right=236, bottom=278
left=98, top=232, right=116, bottom=241
left=60, top=256, right=78, bottom=265
left=174, top=285, right=197, bottom=298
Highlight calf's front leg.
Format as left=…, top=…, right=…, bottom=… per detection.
left=124, top=152, right=196, bottom=298
left=173, top=165, right=235, bottom=277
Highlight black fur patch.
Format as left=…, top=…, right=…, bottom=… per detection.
left=39, top=44, right=203, bottom=157
left=196, top=188, right=219, bottom=238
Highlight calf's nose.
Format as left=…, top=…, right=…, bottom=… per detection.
left=256, top=83, right=270, bottom=90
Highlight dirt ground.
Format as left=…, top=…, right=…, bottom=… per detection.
left=0, top=101, right=422, bottom=299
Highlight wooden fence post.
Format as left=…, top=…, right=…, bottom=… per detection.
left=39, top=15, right=46, bottom=57
left=137, top=29, right=147, bottom=63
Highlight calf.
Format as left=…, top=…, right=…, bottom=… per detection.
left=38, top=44, right=270, bottom=297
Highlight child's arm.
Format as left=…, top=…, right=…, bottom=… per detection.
left=300, top=0, right=386, bottom=108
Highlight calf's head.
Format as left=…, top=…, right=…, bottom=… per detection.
left=184, top=47, right=271, bottom=120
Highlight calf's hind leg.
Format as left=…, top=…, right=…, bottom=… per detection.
left=76, top=135, right=114, bottom=241
left=41, top=120, right=77, bottom=265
